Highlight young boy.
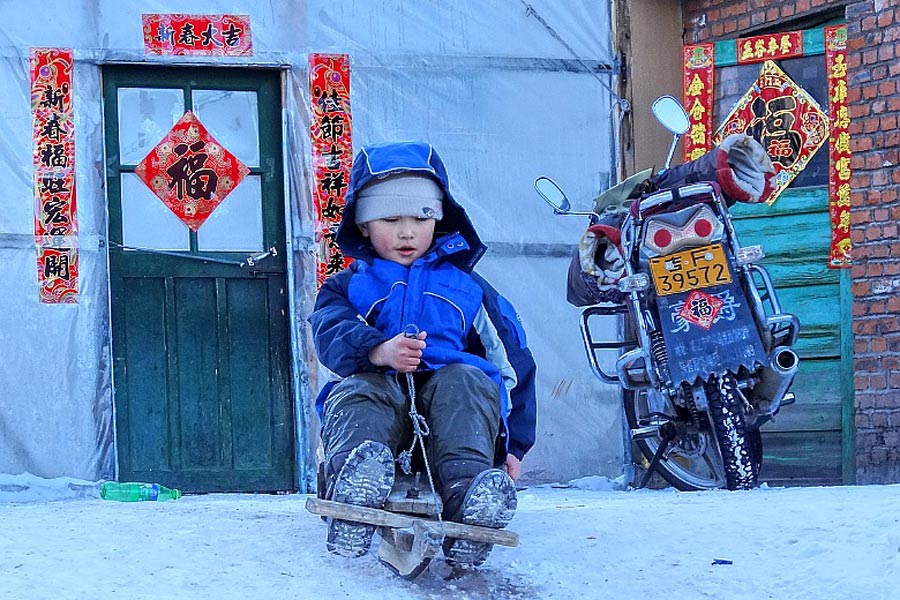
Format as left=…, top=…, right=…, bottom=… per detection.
left=310, top=141, right=537, bottom=567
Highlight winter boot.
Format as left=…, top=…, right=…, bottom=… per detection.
left=326, top=440, right=395, bottom=557
left=443, top=468, right=517, bottom=567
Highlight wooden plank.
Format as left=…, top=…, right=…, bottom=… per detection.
left=216, top=278, right=234, bottom=471
left=305, top=498, right=519, bottom=547
left=175, top=278, right=221, bottom=469
left=759, top=430, right=842, bottom=486
left=227, top=278, right=274, bottom=469
left=749, top=261, right=839, bottom=289
left=383, top=475, right=443, bottom=517
left=733, top=211, right=832, bottom=257
left=803, top=28, right=826, bottom=56
left=730, top=187, right=828, bottom=219
left=762, top=358, right=842, bottom=432
left=714, top=39, right=737, bottom=67
left=378, top=522, right=440, bottom=579
left=772, top=284, right=841, bottom=358
left=122, top=278, right=169, bottom=472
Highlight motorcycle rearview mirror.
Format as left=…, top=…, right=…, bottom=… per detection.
left=651, top=95, right=690, bottom=135
left=533, top=176, right=570, bottom=213
left=651, top=95, right=690, bottom=171
left=533, top=176, right=602, bottom=220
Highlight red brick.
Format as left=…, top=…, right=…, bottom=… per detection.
left=854, top=318, right=878, bottom=335
left=872, top=373, right=889, bottom=389
left=864, top=154, right=884, bottom=169
left=856, top=392, right=880, bottom=410
left=853, top=136, right=874, bottom=152
left=847, top=38, right=867, bottom=53
left=856, top=411, right=873, bottom=428
left=884, top=355, right=900, bottom=370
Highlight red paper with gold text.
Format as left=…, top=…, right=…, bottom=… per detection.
left=309, top=54, right=353, bottom=287
left=31, top=48, right=78, bottom=303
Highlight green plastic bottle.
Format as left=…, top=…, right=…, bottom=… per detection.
left=100, top=481, right=182, bottom=502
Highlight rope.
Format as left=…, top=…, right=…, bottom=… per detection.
left=396, top=324, right=445, bottom=543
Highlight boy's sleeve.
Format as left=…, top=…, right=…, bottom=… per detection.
left=309, top=269, right=388, bottom=377
left=471, top=273, right=537, bottom=460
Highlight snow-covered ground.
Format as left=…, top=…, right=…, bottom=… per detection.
left=1, top=472, right=898, bottom=600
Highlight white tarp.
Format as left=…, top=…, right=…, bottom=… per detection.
left=0, top=0, right=621, bottom=487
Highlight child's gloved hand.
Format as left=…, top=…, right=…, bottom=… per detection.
left=368, top=331, right=427, bottom=372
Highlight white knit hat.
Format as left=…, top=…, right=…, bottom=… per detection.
left=355, top=173, right=444, bottom=224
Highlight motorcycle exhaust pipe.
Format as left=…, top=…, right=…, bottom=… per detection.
left=772, top=346, right=799, bottom=375
left=753, top=347, right=800, bottom=414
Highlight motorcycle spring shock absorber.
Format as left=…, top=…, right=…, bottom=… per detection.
left=649, top=330, right=669, bottom=371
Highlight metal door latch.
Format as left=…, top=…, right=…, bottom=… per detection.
left=241, top=246, right=278, bottom=267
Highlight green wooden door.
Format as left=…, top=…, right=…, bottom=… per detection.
left=103, top=67, right=295, bottom=493
left=714, top=29, right=853, bottom=485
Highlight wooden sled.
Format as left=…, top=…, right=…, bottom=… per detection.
left=307, top=475, right=519, bottom=579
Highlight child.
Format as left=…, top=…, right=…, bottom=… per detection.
left=310, top=141, right=537, bottom=567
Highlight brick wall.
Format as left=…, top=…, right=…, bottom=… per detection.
left=681, top=0, right=900, bottom=484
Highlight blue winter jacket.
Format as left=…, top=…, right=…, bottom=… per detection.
left=310, top=141, right=537, bottom=461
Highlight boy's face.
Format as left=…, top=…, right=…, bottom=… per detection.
left=359, top=216, right=436, bottom=266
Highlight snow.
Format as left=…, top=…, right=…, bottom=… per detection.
left=2, top=472, right=899, bottom=599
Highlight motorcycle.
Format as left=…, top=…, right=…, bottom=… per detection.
left=534, top=96, right=800, bottom=491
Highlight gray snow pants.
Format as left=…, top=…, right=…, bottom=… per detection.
left=322, top=363, right=501, bottom=520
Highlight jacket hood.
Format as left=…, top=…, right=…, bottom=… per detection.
left=335, top=141, right=487, bottom=271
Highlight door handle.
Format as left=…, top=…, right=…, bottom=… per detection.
left=241, top=245, right=278, bottom=268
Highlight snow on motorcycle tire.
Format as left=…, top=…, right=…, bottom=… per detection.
left=705, top=374, right=759, bottom=491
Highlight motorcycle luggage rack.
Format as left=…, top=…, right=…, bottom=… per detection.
left=581, top=305, right=638, bottom=384
left=637, top=182, right=717, bottom=218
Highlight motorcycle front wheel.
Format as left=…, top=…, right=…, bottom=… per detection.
left=624, top=377, right=762, bottom=491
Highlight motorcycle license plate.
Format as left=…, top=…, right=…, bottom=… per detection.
left=649, top=244, right=731, bottom=296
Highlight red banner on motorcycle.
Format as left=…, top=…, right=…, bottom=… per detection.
left=825, top=25, right=852, bottom=268
left=309, top=53, right=353, bottom=287
left=31, top=48, right=78, bottom=304
left=736, top=32, right=804, bottom=65
left=713, top=61, right=829, bottom=206
left=682, top=44, right=715, bottom=163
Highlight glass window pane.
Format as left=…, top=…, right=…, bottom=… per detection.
left=192, top=90, right=260, bottom=166
left=117, top=88, right=184, bottom=165
left=197, top=176, right=263, bottom=252
left=121, top=174, right=190, bottom=250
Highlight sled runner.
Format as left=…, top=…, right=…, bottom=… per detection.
left=306, top=474, right=519, bottom=579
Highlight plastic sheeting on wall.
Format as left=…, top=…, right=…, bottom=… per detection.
left=0, top=0, right=622, bottom=487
